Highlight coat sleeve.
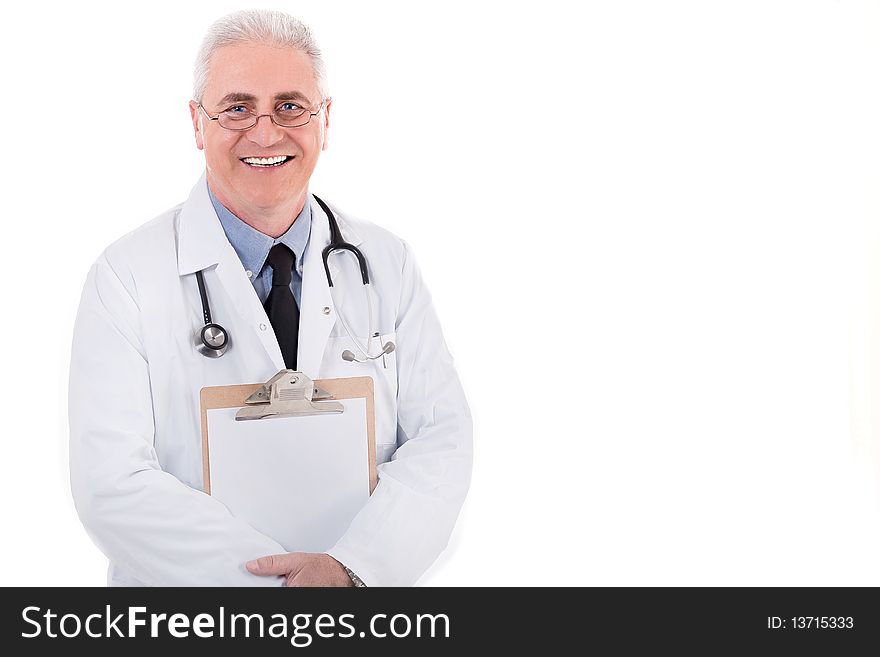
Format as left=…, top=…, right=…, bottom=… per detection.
left=69, top=255, right=286, bottom=586
left=326, top=240, right=473, bottom=586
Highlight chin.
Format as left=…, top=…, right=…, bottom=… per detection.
left=248, top=188, right=295, bottom=208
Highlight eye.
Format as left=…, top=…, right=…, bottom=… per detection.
left=224, top=105, right=251, bottom=114
left=279, top=102, right=303, bottom=112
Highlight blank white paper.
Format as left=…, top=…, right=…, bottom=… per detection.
left=206, top=398, right=370, bottom=552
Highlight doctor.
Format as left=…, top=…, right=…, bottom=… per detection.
left=68, top=9, right=472, bottom=587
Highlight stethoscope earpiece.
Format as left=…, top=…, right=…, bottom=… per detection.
left=341, top=342, right=394, bottom=363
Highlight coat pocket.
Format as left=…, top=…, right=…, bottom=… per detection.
left=320, top=332, right=398, bottom=464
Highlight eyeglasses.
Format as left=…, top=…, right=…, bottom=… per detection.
left=198, top=100, right=325, bottom=130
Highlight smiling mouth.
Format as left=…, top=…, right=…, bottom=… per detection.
left=240, top=155, right=294, bottom=168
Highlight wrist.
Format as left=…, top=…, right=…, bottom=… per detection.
left=326, top=554, right=366, bottom=587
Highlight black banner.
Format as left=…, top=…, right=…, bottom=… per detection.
left=0, top=587, right=876, bottom=654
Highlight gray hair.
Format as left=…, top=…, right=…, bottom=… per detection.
left=192, top=9, right=328, bottom=103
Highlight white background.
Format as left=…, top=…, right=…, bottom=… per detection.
left=2, top=0, right=880, bottom=586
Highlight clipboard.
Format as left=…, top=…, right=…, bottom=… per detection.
left=199, top=372, right=378, bottom=552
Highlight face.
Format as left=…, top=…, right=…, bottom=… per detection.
left=189, top=42, right=331, bottom=214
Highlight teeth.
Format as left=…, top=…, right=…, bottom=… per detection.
left=243, top=156, right=289, bottom=166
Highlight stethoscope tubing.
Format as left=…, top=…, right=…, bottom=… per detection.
left=313, top=194, right=369, bottom=288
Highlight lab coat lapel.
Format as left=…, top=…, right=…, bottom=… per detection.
left=177, top=173, right=285, bottom=370
left=297, top=197, right=339, bottom=377
left=215, top=247, right=285, bottom=371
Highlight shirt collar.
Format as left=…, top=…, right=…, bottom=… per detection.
left=208, top=185, right=312, bottom=276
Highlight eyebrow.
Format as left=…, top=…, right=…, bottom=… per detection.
left=216, top=91, right=313, bottom=106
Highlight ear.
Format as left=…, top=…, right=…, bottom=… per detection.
left=189, top=101, right=205, bottom=151
left=321, top=97, right=332, bottom=151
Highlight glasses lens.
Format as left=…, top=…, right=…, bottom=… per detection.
left=217, top=110, right=257, bottom=130
left=274, top=108, right=309, bottom=127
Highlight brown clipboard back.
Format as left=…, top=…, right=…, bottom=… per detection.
left=199, top=376, right=377, bottom=496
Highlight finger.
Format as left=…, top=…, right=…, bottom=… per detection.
left=246, top=553, right=296, bottom=576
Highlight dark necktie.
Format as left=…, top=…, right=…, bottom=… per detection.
left=263, top=244, right=299, bottom=370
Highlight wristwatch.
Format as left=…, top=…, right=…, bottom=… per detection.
left=344, top=566, right=366, bottom=587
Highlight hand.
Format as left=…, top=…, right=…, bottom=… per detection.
left=246, top=552, right=354, bottom=587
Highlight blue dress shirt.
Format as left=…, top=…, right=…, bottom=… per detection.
left=208, top=186, right=312, bottom=308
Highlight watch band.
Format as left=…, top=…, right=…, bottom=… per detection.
left=344, top=566, right=366, bottom=587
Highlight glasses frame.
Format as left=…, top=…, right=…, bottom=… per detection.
left=197, top=99, right=326, bottom=131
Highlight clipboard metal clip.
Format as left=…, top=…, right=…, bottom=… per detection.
left=235, top=370, right=344, bottom=421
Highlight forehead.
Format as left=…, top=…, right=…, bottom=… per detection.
left=204, top=42, right=320, bottom=103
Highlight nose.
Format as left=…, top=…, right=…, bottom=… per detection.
left=247, top=114, right=285, bottom=148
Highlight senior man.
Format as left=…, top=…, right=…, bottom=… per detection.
left=68, top=9, right=472, bottom=587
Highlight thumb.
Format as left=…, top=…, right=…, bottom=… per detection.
left=246, top=553, right=293, bottom=576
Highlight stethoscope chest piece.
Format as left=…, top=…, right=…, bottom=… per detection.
left=197, top=322, right=229, bottom=358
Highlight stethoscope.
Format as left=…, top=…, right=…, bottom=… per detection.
left=195, top=194, right=395, bottom=364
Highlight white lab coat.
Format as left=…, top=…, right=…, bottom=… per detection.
left=68, top=174, right=472, bottom=587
